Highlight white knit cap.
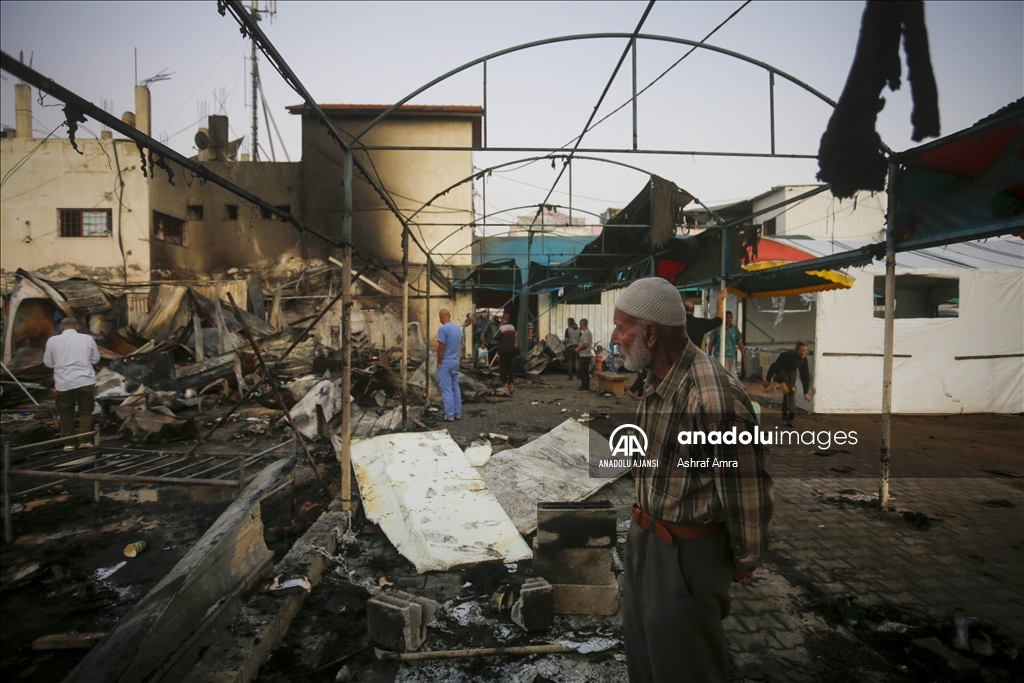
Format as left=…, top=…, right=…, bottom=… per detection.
left=615, top=277, right=687, bottom=327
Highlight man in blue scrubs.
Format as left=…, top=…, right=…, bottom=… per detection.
left=436, top=308, right=462, bottom=421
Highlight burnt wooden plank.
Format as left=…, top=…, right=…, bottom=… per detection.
left=65, top=457, right=295, bottom=683
left=32, top=632, right=106, bottom=650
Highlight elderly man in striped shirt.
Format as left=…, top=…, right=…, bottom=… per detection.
left=610, top=277, right=773, bottom=683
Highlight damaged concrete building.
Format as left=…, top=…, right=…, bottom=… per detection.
left=2, top=83, right=483, bottom=367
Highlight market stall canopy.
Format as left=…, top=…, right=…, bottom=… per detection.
left=892, top=98, right=1024, bottom=250
left=730, top=238, right=857, bottom=299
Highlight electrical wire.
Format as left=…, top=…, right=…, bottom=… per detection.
left=158, top=36, right=242, bottom=141
left=564, top=1, right=752, bottom=147
left=0, top=122, right=66, bottom=188
left=527, top=0, right=657, bottom=231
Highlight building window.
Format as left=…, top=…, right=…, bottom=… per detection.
left=59, top=209, right=112, bottom=237
left=873, top=275, right=958, bottom=319
left=153, top=211, right=187, bottom=246
left=187, top=205, right=204, bottom=221
left=259, top=205, right=291, bottom=220
left=761, top=217, right=777, bottom=236
left=226, top=204, right=239, bottom=220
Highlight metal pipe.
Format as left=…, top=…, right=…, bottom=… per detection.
left=317, top=144, right=818, bottom=157
left=341, top=149, right=354, bottom=511
left=632, top=36, right=638, bottom=151
left=376, top=643, right=576, bottom=662
left=880, top=163, right=898, bottom=511
left=0, top=361, right=40, bottom=405
left=346, top=31, right=838, bottom=145
left=8, top=469, right=238, bottom=487
left=11, top=430, right=98, bottom=452
left=401, top=227, right=410, bottom=430
left=769, top=70, right=776, bottom=155
left=482, top=60, right=488, bottom=148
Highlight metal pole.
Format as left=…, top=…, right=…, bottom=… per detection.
left=401, top=227, right=409, bottom=430
left=250, top=4, right=260, bottom=162
left=631, top=36, right=638, bottom=151
left=425, top=263, right=431, bottom=406
left=769, top=70, right=776, bottom=156
left=482, top=60, right=488, bottom=149
left=880, top=163, right=897, bottom=511
left=3, top=442, right=12, bottom=543
left=93, top=428, right=101, bottom=503
left=0, top=362, right=40, bottom=405
left=341, top=150, right=353, bottom=511
left=719, top=225, right=730, bottom=364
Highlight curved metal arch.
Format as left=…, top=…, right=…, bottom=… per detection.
left=352, top=32, right=837, bottom=144
left=408, top=154, right=679, bottom=225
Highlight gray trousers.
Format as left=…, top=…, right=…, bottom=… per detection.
left=623, top=523, right=733, bottom=683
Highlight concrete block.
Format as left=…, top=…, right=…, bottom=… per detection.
left=552, top=581, right=620, bottom=616
left=532, top=540, right=614, bottom=586
left=367, top=590, right=438, bottom=652
left=511, top=578, right=554, bottom=632
left=537, top=501, right=615, bottom=550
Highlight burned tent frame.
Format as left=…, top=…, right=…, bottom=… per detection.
left=8, top=3, right=1020, bottom=516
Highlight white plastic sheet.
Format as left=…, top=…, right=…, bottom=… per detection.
left=479, top=419, right=624, bottom=534
left=350, top=430, right=532, bottom=573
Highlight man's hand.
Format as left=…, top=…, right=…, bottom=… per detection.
left=762, top=381, right=771, bottom=389
left=717, top=289, right=728, bottom=303
left=804, top=393, right=811, bottom=402
left=732, top=568, right=755, bottom=585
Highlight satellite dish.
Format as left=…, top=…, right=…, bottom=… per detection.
left=195, top=129, right=210, bottom=150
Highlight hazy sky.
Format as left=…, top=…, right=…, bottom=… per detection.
left=2, top=1, right=1021, bottom=224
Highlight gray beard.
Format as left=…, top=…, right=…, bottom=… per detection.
left=620, top=339, right=652, bottom=372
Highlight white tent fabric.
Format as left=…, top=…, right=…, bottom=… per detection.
left=796, top=238, right=1023, bottom=414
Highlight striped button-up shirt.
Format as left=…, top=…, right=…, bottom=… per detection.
left=635, top=340, right=773, bottom=571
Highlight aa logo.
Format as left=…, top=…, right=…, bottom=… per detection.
left=609, top=424, right=648, bottom=458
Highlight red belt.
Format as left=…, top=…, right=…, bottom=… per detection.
left=631, top=504, right=726, bottom=545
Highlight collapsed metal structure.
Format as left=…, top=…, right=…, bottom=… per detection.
left=3, top=0, right=1021, bottom=514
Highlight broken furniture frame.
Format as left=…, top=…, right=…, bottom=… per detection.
left=2, top=433, right=297, bottom=543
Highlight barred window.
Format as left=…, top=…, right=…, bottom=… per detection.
left=59, top=209, right=112, bottom=237
left=153, top=211, right=186, bottom=246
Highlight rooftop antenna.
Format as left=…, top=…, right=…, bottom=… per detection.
left=139, top=68, right=173, bottom=87
left=249, top=0, right=279, bottom=162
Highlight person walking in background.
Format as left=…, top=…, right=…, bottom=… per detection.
left=764, top=341, right=812, bottom=427
left=44, top=317, right=100, bottom=451
left=563, top=317, right=581, bottom=379
left=472, top=311, right=488, bottom=367
left=576, top=318, right=593, bottom=392
left=436, top=309, right=462, bottom=421
left=684, top=289, right=727, bottom=349
left=496, top=313, right=519, bottom=394
left=707, top=311, right=747, bottom=379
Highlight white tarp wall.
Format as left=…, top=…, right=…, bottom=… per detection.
left=814, top=265, right=1023, bottom=413
left=539, top=287, right=623, bottom=354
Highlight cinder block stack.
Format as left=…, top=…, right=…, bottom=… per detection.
left=533, top=501, right=619, bottom=615
left=366, top=590, right=438, bottom=652
left=511, top=577, right=554, bottom=631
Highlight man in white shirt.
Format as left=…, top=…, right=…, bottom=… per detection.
left=44, top=317, right=100, bottom=450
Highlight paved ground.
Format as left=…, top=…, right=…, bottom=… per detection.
left=406, top=368, right=1024, bottom=682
